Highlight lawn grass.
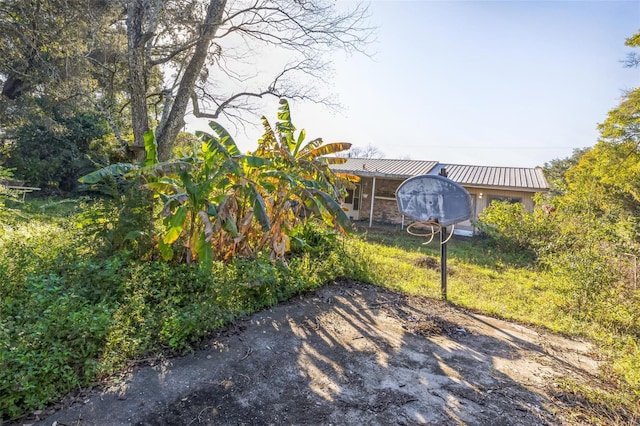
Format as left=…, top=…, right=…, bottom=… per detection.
left=347, top=223, right=640, bottom=423
left=350, top=223, right=609, bottom=333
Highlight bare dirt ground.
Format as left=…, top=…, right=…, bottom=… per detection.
left=29, top=279, right=603, bottom=426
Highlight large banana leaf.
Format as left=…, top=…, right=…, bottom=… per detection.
left=306, top=188, right=352, bottom=233
left=260, top=170, right=298, bottom=187
left=276, top=99, right=296, bottom=152
left=222, top=216, right=238, bottom=236
left=300, top=142, right=352, bottom=160
left=208, top=121, right=240, bottom=156
left=78, top=163, right=139, bottom=184
left=277, top=98, right=291, bottom=122
left=145, top=179, right=182, bottom=194
left=202, top=136, right=231, bottom=158
left=297, top=137, right=324, bottom=158
left=143, top=130, right=158, bottom=166
left=157, top=239, right=174, bottom=261
left=193, top=231, right=213, bottom=272
left=194, top=130, right=213, bottom=141
left=163, top=205, right=188, bottom=244
left=247, top=182, right=271, bottom=231
left=159, top=193, right=189, bottom=217
left=257, top=116, right=278, bottom=151
left=198, top=211, right=215, bottom=242
left=323, top=157, right=348, bottom=165
left=334, top=172, right=361, bottom=182
left=300, top=188, right=322, bottom=216
left=143, top=161, right=194, bottom=178
left=291, top=128, right=306, bottom=157
left=241, top=156, right=272, bottom=169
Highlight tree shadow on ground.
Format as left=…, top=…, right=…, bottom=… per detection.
left=115, top=280, right=592, bottom=425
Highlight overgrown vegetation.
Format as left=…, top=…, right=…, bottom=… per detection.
left=0, top=101, right=361, bottom=420
left=462, top=32, right=640, bottom=418
left=0, top=109, right=120, bottom=193
left=3, top=200, right=639, bottom=422
left=79, top=100, right=353, bottom=266
left=0, top=199, right=356, bottom=420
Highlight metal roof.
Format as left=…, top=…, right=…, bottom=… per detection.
left=330, top=158, right=439, bottom=179
left=440, top=164, right=548, bottom=191
left=331, top=158, right=548, bottom=191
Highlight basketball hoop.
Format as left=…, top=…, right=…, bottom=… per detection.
left=396, top=174, right=472, bottom=299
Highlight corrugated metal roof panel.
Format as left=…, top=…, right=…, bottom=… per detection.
left=443, top=164, right=548, bottom=190
left=330, top=158, right=439, bottom=178
left=330, top=159, right=549, bottom=191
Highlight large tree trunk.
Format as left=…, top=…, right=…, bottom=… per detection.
left=126, top=0, right=151, bottom=162
left=155, top=0, right=227, bottom=161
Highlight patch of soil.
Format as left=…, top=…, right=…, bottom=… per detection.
left=413, top=255, right=440, bottom=270
left=412, top=256, right=455, bottom=276
left=29, top=280, right=603, bottom=425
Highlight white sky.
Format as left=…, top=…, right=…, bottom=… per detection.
left=189, top=0, right=640, bottom=168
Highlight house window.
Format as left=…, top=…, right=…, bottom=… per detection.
left=345, top=189, right=354, bottom=204
left=345, top=185, right=361, bottom=210
left=487, top=195, right=522, bottom=205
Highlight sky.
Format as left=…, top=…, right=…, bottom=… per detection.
left=190, top=0, right=640, bottom=168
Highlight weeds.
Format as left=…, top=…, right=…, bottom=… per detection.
left=2, top=206, right=639, bottom=422
left=0, top=202, right=349, bottom=420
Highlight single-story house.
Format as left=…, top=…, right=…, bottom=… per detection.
left=330, top=158, right=549, bottom=234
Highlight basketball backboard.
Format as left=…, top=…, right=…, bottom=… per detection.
left=396, top=174, right=472, bottom=227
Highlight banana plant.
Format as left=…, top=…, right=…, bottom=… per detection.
left=79, top=131, right=159, bottom=186
left=78, top=100, right=358, bottom=265
left=260, top=99, right=355, bottom=227
left=248, top=99, right=358, bottom=258
left=146, top=123, right=273, bottom=269
left=78, top=131, right=166, bottom=253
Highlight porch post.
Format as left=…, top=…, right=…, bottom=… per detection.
left=369, top=176, right=377, bottom=228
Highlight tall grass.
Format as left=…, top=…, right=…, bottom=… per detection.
left=346, top=224, right=640, bottom=421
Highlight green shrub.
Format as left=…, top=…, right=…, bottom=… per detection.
left=0, top=270, right=115, bottom=416
left=475, top=199, right=557, bottom=260
left=289, top=220, right=341, bottom=257
left=0, top=110, right=118, bottom=193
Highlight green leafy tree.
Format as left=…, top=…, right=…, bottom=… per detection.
left=123, top=0, right=372, bottom=161
left=0, top=0, right=132, bottom=147
left=477, top=30, right=640, bottom=398
left=2, top=0, right=372, bottom=161
left=1, top=109, right=115, bottom=192
left=542, top=147, right=588, bottom=197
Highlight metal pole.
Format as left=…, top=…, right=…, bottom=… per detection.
left=369, top=176, right=376, bottom=228
left=440, top=225, right=447, bottom=300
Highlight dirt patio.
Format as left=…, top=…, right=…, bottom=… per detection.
left=29, top=280, right=602, bottom=425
